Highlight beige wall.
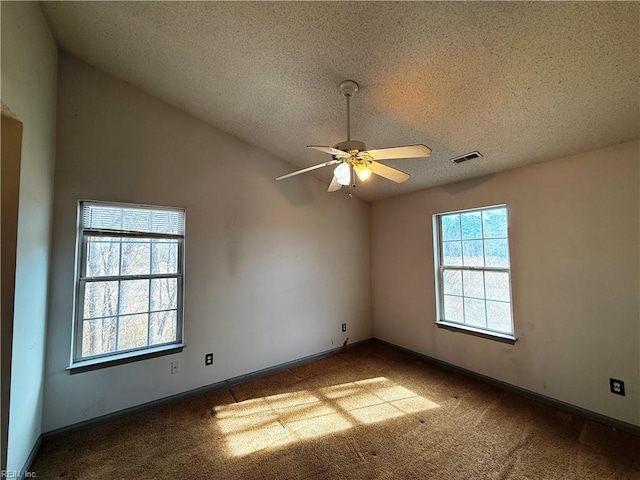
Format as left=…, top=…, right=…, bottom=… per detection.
left=43, top=54, right=371, bottom=431
left=371, top=140, right=640, bottom=426
left=1, top=2, right=58, bottom=471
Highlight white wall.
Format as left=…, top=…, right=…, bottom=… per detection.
left=1, top=1, right=58, bottom=471
left=371, top=141, right=640, bottom=426
left=42, top=54, right=371, bottom=432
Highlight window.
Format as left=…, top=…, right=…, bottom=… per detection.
left=433, top=205, right=514, bottom=339
left=72, top=201, right=185, bottom=366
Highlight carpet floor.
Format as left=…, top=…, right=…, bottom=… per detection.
left=31, top=342, right=640, bottom=479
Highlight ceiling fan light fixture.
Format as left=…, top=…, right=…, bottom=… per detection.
left=354, top=163, right=372, bottom=181
left=276, top=80, right=431, bottom=194
left=334, top=162, right=351, bottom=185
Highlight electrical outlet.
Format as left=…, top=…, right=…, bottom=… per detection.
left=171, top=361, right=180, bottom=375
left=205, top=353, right=214, bottom=366
left=610, top=378, right=625, bottom=396
left=341, top=323, right=347, bottom=332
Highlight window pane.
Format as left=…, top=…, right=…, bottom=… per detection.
left=487, top=301, right=511, bottom=332
left=83, top=205, right=123, bottom=230
left=86, top=237, right=121, bottom=277
left=150, top=310, right=177, bottom=345
left=444, top=295, right=463, bottom=323
left=117, top=314, right=149, bottom=350
left=464, top=298, right=486, bottom=327
left=82, top=317, right=116, bottom=357
left=484, top=271, right=510, bottom=302
left=482, top=208, right=507, bottom=239
left=441, top=214, right=461, bottom=241
left=463, top=270, right=484, bottom=299
left=151, top=278, right=178, bottom=311
left=485, top=239, right=509, bottom=267
left=119, top=279, right=149, bottom=315
left=122, top=209, right=152, bottom=234
left=443, top=270, right=462, bottom=296
left=120, top=239, right=151, bottom=276
left=152, top=240, right=179, bottom=274
left=462, top=240, right=484, bottom=267
left=442, top=241, right=462, bottom=266
left=461, top=212, right=482, bottom=240
left=148, top=210, right=183, bottom=236
left=83, top=281, right=118, bottom=319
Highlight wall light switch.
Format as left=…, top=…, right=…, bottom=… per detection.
left=171, top=361, right=180, bottom=375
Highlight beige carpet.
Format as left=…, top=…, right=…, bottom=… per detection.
left=32, top=342, right=640, bottom=479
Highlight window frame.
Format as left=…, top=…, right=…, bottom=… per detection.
left=432, top=204, right=516, bottom=342
left=70, top=200, right=186, bottom=370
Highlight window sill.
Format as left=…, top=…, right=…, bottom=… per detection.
left=67, top=343, right=185, bottom=374
left=436, top=321, right=516, bottom=344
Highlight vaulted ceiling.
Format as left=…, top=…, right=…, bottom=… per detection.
left=41, top=1, right=639, bottom=202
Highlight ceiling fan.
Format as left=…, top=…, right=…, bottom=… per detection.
left=276, top=80, right=431, bottom=195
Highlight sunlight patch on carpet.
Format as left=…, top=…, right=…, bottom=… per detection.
left=214, top=377, right=439, bottom=457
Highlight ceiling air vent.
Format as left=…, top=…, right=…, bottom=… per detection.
left=450, top=151, right=483, bottom=164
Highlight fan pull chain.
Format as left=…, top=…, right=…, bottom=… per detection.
left=349, top=165, right=355, bottom=198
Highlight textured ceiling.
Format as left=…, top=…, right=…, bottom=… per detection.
left=41, top=1, right=639, bottom=202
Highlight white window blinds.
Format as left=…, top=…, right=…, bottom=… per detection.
left=82, top=202, right=185, bottom=236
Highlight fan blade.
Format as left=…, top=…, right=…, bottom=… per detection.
left=308, top=145, right=348, bottom=157
left=328, top=176, right=342, bottom=192
left=364, top=144, right=431, bottom=161
left=276, top=160, right=338, bottom=181
left=369, top=161, right=410, bottom=183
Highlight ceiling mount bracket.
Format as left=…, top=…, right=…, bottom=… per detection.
left=339, top=80, right=359, bottom=97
